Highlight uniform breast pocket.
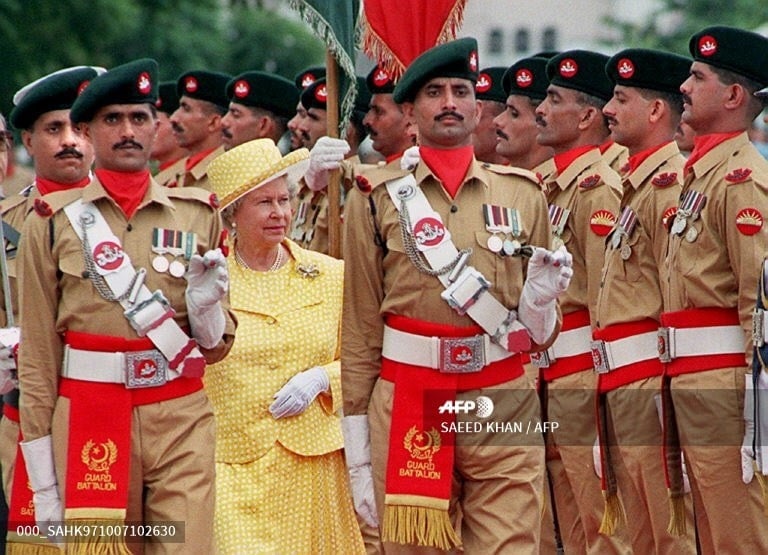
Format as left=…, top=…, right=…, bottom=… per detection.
left=473, top=231, right=525, bottom=290
left=621, top=232, right=643, bottom=283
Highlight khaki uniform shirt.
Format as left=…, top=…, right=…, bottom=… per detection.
left=595, top=142, right=684, bottom=328
left=341, top=158, right=552, bottom=415
left=662, top=132, right=768, bottom=359
left=603, top=142, right=630, bottom=176
left=17, top=177, right=236, bottom=440
left=153, top=157, right=187, bottom=188
left=176, top=146, right=224, bottom=190
left=544, top=148, right=621, bottom=324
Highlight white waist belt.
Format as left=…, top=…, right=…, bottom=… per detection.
left=530, top=324, right=592, bottom=368
left=382, top=325, right=513, bottom=373
left=591, top=331, right=658, bottom=374
left=657, top=324, right=745, bottom=363
left=62, top=346, right=178, bottom=388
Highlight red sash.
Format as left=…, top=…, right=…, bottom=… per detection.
left=380, top=315, right=523, bottom=549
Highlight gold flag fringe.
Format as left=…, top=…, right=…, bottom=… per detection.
left=6, top=541, right=62, bottom=554
left=360, top=0, right=468, bottom=82
left=666, top=492, right=688, bottom=537
left=382, top=505, right=461, bottom=550
left=755, top=470, right=768, bottom=518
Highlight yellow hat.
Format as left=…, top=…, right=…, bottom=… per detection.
left=208, top=139, right=309, bottom=209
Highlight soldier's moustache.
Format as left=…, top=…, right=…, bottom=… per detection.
left=113, top=139, right=143, bottom=150
left=496, top=129, right=509, bottom=140
left=535, top=115, right=546, bottom=127
left=55, top=147, right=83, bottom=159
left=435, top=111, right=464, bottom=121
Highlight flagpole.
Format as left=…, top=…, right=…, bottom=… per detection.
left=324, top=50, right=342, bottom=259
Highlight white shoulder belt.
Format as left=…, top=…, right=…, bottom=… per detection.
left=384, top=174, right=530, bottom=353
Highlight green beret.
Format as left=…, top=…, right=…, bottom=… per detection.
left=606, top=48, right=690, bottom=94
left=546, top=50, right=613, bottom=102
left=300, top=78, right=327, bottom=111
left=502, top=57, right=550, bottom=100
left=366, top=64, right=396, bottom=94
left=689, top=26, right=768, bottom=86
left=393, top=37, right=480, bottom=104
left=226, top=71, right=299, bottom=118
left=476, top=67, right=508, bottom=103
left=10, top=66, right=105, bottom=129
left=156, top=81, right=180, bottom=115
left=70, top=58, right=158, bottom=124
left=177, top=70, right=231, bottom=109
left=294, top=66, right=326, bottom=90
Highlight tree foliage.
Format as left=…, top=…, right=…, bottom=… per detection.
left=603, top=0, right=768, bottom=54
left=0, top=0, right=324, bottom=119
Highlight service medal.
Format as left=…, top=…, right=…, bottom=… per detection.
left=169, top=259, right=186, bottom=278
left=486, top=235, right=503, bottom=252
left=671, top=215, right=686, bottom=236
left=685, top=226, right=699, bottom=243
left=152, top=255, right=170, bottom=273
left=503, top=239, right=521, bottom=256
left=620, top=244, right=631, bottom=260
left=611, top=231, right=621, bottom=249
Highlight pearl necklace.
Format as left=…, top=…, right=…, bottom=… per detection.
left=235, top=245, right=284, bottom=272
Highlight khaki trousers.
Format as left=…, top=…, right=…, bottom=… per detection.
left=670, top=367, right=768, bottom=554
left=53, top=389, right=215, bottom=555
left=605, top=376, right=696, bottom=554
left=545, top=370, right=631, bottom=555
left=0, top=415, right=18, bottom=506
left=369, top=373, right=545, bottom=554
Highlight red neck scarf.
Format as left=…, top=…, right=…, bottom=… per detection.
left=184, top=147, right=217, bottom=173
left=684, top=131, right=741, bottom=174
left=36, top=175, right=90, bottom=196
left=420, top=145, right=474, bottom=198
left=94, top=168, right=150, bottom=219
left=626, top=142, right=670, bottom=174
left=553, top=145, right=596, bottom=176
left=599, top=140, right=614, bottom=154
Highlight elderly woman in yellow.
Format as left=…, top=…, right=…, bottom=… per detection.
left=206, top=138, right=364, bottom=554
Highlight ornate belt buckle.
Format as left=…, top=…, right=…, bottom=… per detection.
left=439, top=336, right=485, bottom=373
left=440, top=267, right=491, bottom=316
left=530, top=349, right=553, bottom=369
left=753, top=308, right=766, bottom=347
left=657, top=327, right=672, bottom=363
left=125, top=349, right=168, bottom=388
left=591, top=340, right=611, bottom=374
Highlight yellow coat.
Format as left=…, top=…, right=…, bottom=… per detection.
left=206, top=239, right=344, bottom=463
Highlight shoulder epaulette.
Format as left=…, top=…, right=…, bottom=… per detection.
left=358, top=163, right=409, bottom=190
left=0, top=194, right=28, bottom=216
left=483, top=163, right=540, bottom=185
left=32, top=188, right=83, bottom=218
left=164, top=186, right=220, bottom=209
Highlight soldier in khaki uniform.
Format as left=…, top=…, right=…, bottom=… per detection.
left=473, top=67, right=509, bottom=165
left=151, top=81, right=187, bottom=187
left=494, top=56, right=556, bottom=184
left=220, top=71, right=298, bottom=152
left=0, top=66, right=99, bottom=548
left=170, top=70, right=230, bottom=190
left=16, top=59, right=235, bottom=554
left=661, top=26, right=768, bottom=552
left=532, top=50, right=630, bottom=555
left=595, top=49, right=696, bottom=554
left=341, top=38, right=572, bottom=553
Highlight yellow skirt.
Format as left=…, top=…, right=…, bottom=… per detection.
left=214, top=443, right=365, bottom=554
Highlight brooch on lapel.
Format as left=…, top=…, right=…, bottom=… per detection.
left=296, top=263, right=320, bottom=279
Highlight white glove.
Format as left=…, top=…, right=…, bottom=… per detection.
left=756, top=370, right=768, bottom=475
left=742, top=375, right=756, bottom=483
left=400, top=145, right=420, bottom=170
left=518, top=245, right=573, bottom=343
left=269, top=366, right=329, bottom=419
left=593, top=436, right=603, bottom=479
left=185, top=249, right=228, bottom=349
left=305, top=137, right=350, bottom=192
left=341, top=415, right=379, bottom=528
left=21, top=435, right=63, bottom=536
